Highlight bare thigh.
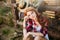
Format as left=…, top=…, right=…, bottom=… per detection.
left=23, top=35, right=34, bottom=40
left=34, top=36, right=47, bottom=40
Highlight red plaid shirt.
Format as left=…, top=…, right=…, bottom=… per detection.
left=26, top=18, right=48, bottom=36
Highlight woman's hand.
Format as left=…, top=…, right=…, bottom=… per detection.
left=24, top=32, right=32, bottom=39
left=24, top=16, right=29, bottom=21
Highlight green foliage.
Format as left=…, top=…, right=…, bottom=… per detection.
left=0, top=0, right=6, bottom=2
left=0, top=17, right=3, bottom=25
left=17, top=25, right=23, bottom=30
left=20, top=19, right=24, bottom=22
left=8, top=19, right=14, bottom=27
left=0, top=7, right=11, bottom=16
left=3, top=0, right=6, bottom=2
left=8, top=12, right=13, bottom=19
left=8, top=12, right=14, bottom=27
left=2, top=29, right=10, bottom=35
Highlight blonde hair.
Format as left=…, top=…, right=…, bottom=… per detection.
left=24, top=7, right=39, bottom=16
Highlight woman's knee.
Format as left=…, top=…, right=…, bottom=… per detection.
left=34, top=36, right=47, bottom=40
left=23, top=35, right=34, bottom=40
left=27, top=35, right=34, bottom=40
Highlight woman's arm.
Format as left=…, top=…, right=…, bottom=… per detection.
left=23, top=16, right=29, bottom=37
left=23, top=19, right=27, bottom=37
left=28, top=32, right=44, bottom=37
left=23, top=16, right=27, bottom=37
left=23, top=17, right=32, bottom=40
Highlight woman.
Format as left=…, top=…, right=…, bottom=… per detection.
left=23, top=7, right=49, bottom=40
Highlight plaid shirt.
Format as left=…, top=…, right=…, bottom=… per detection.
left=26, top=18, right=48, bottom=36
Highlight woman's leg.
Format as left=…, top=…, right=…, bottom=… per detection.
left=34, top=36, right=40, bottom=40
left=23, top=35, right=34, bottom=40
left=34, top=36, right=47, bottom=40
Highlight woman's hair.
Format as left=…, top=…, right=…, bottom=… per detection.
left=24, top=7, right=41, bottom=26
left=24, top=7, right=39, bottom=16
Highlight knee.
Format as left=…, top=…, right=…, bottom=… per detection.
left=34, top=36, right=47, bottom=40
left=27, top=35, right=34, bottom=40
left=23, top=35, right=34, bottom=40
left=34, top=36, right=40, bottom=40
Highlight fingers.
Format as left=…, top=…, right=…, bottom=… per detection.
left=24, top=16, right=29, bottom=21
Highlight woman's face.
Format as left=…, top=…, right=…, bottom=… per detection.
left=27, top=11, right=37, bottom=19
